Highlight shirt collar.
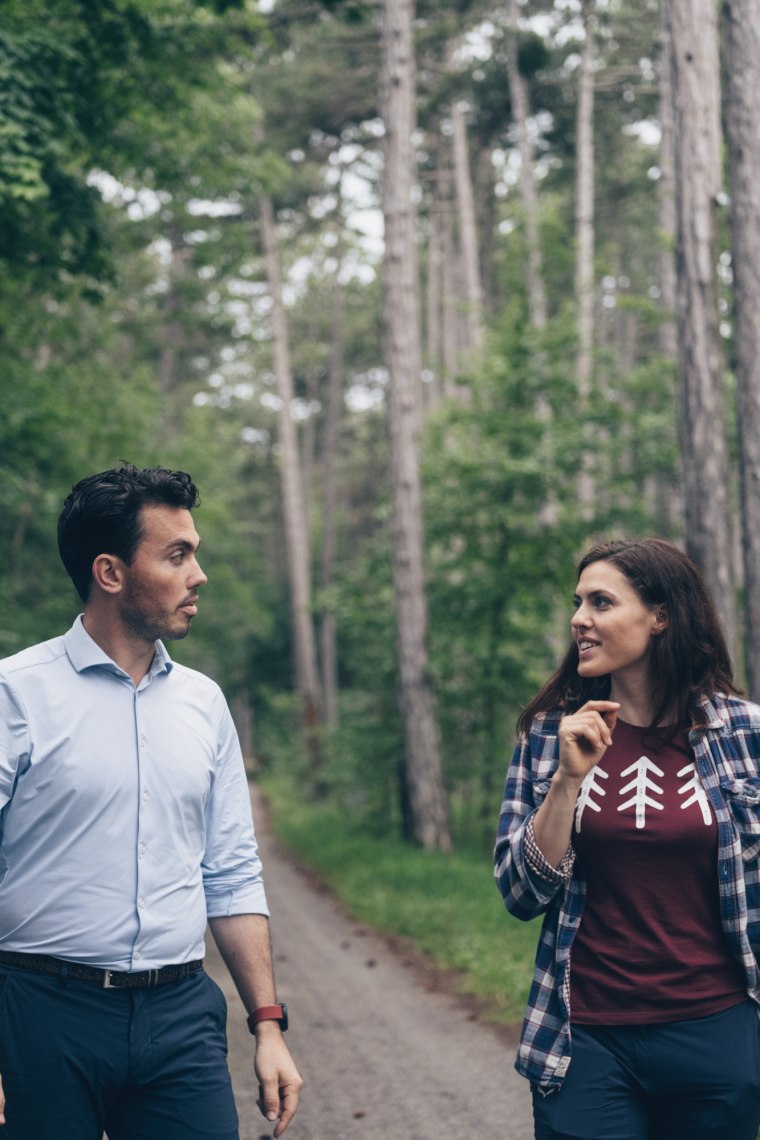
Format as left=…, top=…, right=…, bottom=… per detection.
left=693, top=693, right=727, bottom=732
left=63, top=615, right=174, bottom=680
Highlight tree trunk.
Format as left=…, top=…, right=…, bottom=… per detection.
left=575, top=0, right=596, bottom=511
left=158, top=231, right=189, bottom=435
left=650, top=1, right=683, bottom=534
left=301, top=312, right=320, bottom=511
left=723, top=0, right=760, bottom=693
left=319, top=215, right=345, bottom=729
left=450, top=99, right=484, bottom=356
left=665, top=0, right=737, bottom=654
left=506, top=0, right=555, bottom=525
left=424, top=158, right=443, bottom=410
left=439, top=156, right=459, bottom=395
left=380, top=0, right=451, bottom=851
left=475, top=143, right=498, bottom=320
left=506, top=0, right=547, bottom=332
left=259, top=193, right=323, bottom=765
left=657, top=6, right=678, bottom=363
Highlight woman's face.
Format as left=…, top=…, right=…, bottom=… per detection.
left=571, top=560, right=666, bottom=683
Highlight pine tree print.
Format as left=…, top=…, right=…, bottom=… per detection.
left=575, top=766, right=609, bottom=833
left=618, top=756, right=665, bottom=829
left=677, top=763, right=712, bottom=824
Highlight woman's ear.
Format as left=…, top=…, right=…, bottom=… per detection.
left=652, top=606, right=668, bottom=635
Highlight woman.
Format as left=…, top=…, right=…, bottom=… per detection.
left=494, top=539, right=760, bottom=1140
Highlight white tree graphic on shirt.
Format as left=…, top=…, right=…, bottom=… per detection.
left=618, top=757, right=664, bottom=829
left=574, top=766, right=609, bottom=833
left=677, top=762, right=712, bottom=824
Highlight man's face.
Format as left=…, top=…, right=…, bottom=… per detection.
left=118, top=504, right=207, bottom=644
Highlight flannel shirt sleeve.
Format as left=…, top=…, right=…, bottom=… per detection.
left=494, top=721, right=574, bottom=921
left=524, top=814, right=574, bottom=885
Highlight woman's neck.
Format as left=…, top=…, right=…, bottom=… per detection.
left=609, top=674, right=656, bottom=727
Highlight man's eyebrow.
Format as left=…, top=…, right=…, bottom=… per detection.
left=164, top=538, right=200, bottom=553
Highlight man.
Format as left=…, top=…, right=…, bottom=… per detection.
left=0, top=465, right=302, bottom=1139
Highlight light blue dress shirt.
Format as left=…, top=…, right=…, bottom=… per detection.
left=0, top=617, right=268, bottom=970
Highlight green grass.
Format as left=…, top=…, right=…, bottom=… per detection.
left=260, top=775, right=539, bottom=1026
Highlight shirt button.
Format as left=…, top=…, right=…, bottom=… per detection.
left=134, top=950, right=142, bottom=961
left=138, top=897, right=145, bottom=909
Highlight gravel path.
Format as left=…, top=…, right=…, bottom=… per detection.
left=205, top=789, right=534, bottom=1140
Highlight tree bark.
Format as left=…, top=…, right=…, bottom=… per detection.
left=319, top=213, right=345, bottom=729
left=424, top=157, right=443, bottom=410
left=657, top=6, right=678, bottom=363
left=506, top=0, right=547, bottom=332
left=259, top=193, right=323, bottom=765
left=438, top=155, right=459, bottom=395
left=575, top=0, right=596, bottom=512
left=450, top=99, right=484, bottom=355
left=158, top=230, right=189, bottom=435
left=647, top=1, right=684, bottom=533
left=665, top=0, right=737, bottom=654
left=723, top=0, right=760, bottom=693
left=380, top=0, right=451, bottom=851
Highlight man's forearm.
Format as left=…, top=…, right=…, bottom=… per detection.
left=208, top=913, right=277, bottom=1012
left=208, top=912, right=303, bottom=1138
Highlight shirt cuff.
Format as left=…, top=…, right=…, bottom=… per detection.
left=524, top=814, right=574, bottom=885
left=204, top=881, right=269, bottom=918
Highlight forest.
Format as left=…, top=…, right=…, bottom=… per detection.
left=2, top=0, right=758, bottom=854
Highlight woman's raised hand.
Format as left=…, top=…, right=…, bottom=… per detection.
left=557, top=700, right=620, bottom=783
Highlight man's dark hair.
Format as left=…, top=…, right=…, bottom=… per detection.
left=58, top=464, right=200, bottom=602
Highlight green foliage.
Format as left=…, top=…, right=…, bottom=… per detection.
left=0, top=0, right=689, bottom=862
left=0, top=253, right=162, bottom=651
left=517, top=32, right=551, bottom=79
left=0, top=0, right=264, bottom=280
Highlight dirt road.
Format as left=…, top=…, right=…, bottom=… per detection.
left=205, top=790, right=534, bottom=1140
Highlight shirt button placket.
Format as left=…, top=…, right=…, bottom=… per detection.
left=135, top=694, right=150, bottom=966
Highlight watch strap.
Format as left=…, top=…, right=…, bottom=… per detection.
left=247, top=1002, right=288, bottom=1034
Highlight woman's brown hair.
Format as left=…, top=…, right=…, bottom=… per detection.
left=517, top=538, right=740, bottom=736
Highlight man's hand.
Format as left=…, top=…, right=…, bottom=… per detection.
left=254, top=1025, right=303, bottom=1138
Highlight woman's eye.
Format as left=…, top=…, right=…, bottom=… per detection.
left=594, top=597, right=610, bottom=608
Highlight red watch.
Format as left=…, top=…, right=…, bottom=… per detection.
left=247, top=1002, right=288, bottom=1034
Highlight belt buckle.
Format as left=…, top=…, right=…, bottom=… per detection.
left=102, top=970, right=115, bottom=989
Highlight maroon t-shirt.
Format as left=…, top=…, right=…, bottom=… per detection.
left=570, top=719, right=746, bottom=1025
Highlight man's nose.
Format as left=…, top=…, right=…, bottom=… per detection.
left=191, top=558, right=208, bottom=587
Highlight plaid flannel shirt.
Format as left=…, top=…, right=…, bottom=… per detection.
left=493, top=694, right=760, bottom=1094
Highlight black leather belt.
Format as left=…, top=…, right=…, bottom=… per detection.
left=0, top=950, right=204, bottom=989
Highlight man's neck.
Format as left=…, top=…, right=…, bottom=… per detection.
left=82, top=609, right=155, bottom=687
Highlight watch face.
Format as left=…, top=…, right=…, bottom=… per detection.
left=279, top=1003, right=289, bottom=1032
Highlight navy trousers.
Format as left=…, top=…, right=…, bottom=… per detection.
left=0, top=964, right=240, bottom=1140
left=532, top=1001, right=760, bottom=1140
